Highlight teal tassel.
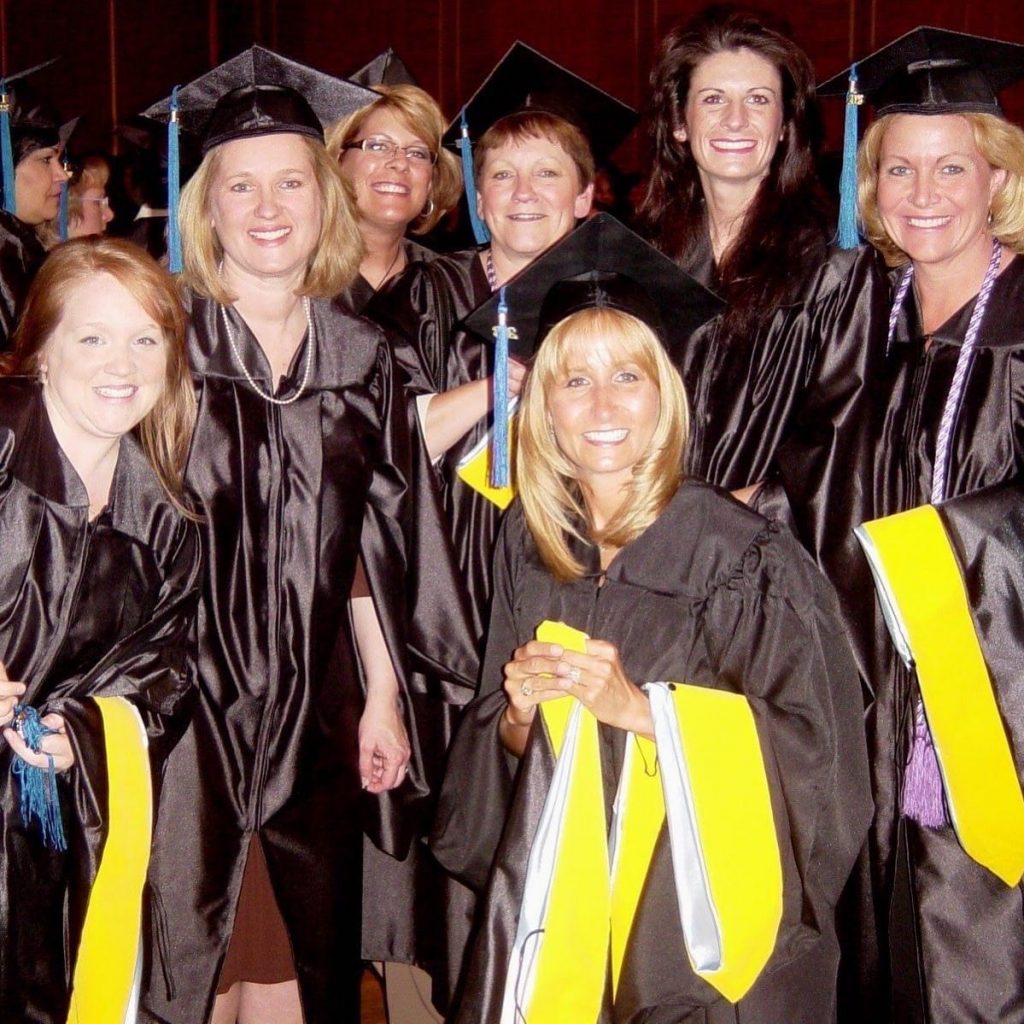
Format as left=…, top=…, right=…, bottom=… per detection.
left=11, top=705, right=67, bottom=852
left=168, top=85, right=183, bottom=273
left=491, top=287, right=510, bottom=488
left=58, top=178, right=69, bottom=241
left=459, top=110, right=491, bottom=246
left=1, top=80, right=15, bottom=215
left=836, top=64, right=861, bottom=250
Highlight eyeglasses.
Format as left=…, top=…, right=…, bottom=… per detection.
left=342, top=138, right=437, bottom=165
left=82, top=195, right=111, bottom=207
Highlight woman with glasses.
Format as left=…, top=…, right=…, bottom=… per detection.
left=327, top=85, right=461, bottom=312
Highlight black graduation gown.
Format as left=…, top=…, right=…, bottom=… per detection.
left=139, top=293, right=468, bottom=1024
left=0, top=210, right=47, bottom=353
left=0, top=379, right=201, bottom=1024
left=361, top=248, right=491, bottom=1008
left=339, top=238, right=436, bottom=316
left=678, top=232, right=836, bottom=490
left=775, top=249, right=1024, bottom=1023
left=432, top=481, right=873, bottom=1024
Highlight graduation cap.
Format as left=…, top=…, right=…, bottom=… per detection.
left=464, top=213, right=723, bottom=485
left=142, top=46, right=376, bottom=271
left=350, top=48, right=417, bottom=88
left=821, top=27, right=1024, bottom=248
left=442, top=42, right=637, bottom=245
left=0, top=59, right=63, bottom=214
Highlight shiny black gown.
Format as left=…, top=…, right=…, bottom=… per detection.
left=677, top=232, right=836, bottom=490
left=775, top=248, right=1024, bottom=1023
left=0, top=379, right=201, bottom=1024
left=433, top=481, right=873, bottom=1024
left=362, top=248, right=494, bottom=1006
left=139, top=293, right=470, bottom=1024
left=0, top=211, right=47, bottom=352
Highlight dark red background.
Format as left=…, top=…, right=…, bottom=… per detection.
left=4, top=0, right=1024, bottom=169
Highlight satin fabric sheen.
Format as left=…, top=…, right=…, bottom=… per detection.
left=0, top=379, right=201, bottom=1023
left=138, top=293, right=472, bottom=1024
left=432, top=480, right=872, bottom=1024
left=775, top=248, right=1024, bottom=1023
left=0, top=209, right=47, bottom=352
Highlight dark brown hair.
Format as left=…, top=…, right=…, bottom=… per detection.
left=8, top=236, right=196, bottom=512
left=639, top=5, right=832, bottom=337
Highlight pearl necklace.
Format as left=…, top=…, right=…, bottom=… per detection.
left=219, top=298, right=314, bottom=406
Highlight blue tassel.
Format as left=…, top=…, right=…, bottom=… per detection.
left=10, top=705, right=67, bottom=852
left=836, top=64, right=861, bottom=250
left=58, top=177, right=69, bottom=241
left=0, top=80, right=15, bottom=215
left=168, top=85, right=183, bottom=274
left=491, top=287, right=510, bottom=488
left=459, top=110, right=491, bottom=246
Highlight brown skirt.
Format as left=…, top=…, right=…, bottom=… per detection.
left=216, top=833, right=296, bottom=992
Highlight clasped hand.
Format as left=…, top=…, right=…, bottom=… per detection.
left=0, top=661, right=75, bottom=772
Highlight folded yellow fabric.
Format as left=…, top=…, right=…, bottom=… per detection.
left=67, top=696, right=152, bottom=1024
left=858, top=505, right=1024, bottom=886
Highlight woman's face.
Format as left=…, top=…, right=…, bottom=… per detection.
left=41, top=273, right=168, bottom=449
left=70, top=185, right=114, bottom=238
left=675, top=48, right=784, bottom=193
left=208, top=133, right=324, bottom=286
left=546, top=333, right=660, bottom=497
left=477, top=135, right=593, bottom=265
left=876, top=114, right=1006, bottom=272
left=339, top=106, right=433, bottom=234
left=15, top=146, right=68, bottom=225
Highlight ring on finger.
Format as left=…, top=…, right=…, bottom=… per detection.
left=521, top=681, right=533, bottom=697
left=568, top=666, right=582, bottom=684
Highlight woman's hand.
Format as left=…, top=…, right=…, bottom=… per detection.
left=507, top=357, right=528, bottom=398
left=358, top=695, right=411, bottom=794
left=0, top=662, right=26, bottom=728
left=553, top=639, right=654, bottom=739
left=2, top=712, right=76, bottom=772
left=500, top=640, right=574, bottom=755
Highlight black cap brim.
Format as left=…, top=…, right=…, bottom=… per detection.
left=819, top=26, right=1024, bottom=116
left=142, top=45, right=377, bottom=149
left=463, top=213, right=723, bottom=362
left=350, top=49, right=418, bottom=89
left=441, top=41, right=636, bottom=160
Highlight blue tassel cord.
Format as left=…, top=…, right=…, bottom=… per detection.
left=1, top=80, right=15, bottom=214
left=491, top=287, right=510, bottom=488
left=836, top=65, right=862, bottom=250
left=459, top=110, right=491, bottom=246
left=10, top=705, right=67, bottom=851
left=168, top=85, right=183, bottom=274
left=58, top=178, right=69, bottom=241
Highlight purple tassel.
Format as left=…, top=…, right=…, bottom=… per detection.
left=901, top=700, right=948, bottom=828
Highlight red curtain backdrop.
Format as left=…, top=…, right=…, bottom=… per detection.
left=4, top=0, right=1024, bottom=167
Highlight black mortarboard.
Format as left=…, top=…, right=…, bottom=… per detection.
left=464, top=213, right=723, bottom=362
left=819, top=26, right=1024, bottom=117
left=442, top=42, right=636, bottom=159
left=350, top=49, right=418, bottom=89
left=142, top=45, right=377, bottom=152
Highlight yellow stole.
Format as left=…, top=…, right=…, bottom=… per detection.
left=67, top=695, right=152, bottom=1024
left=857, top=505, right=1024, bottom=885
left=503, top=622, right=782, bottom=1022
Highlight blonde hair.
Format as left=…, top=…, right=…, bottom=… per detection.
left=518, top=307, right=688, bottom=582
left=38, top=154, right=113, bottom=249
left=9, top=237, right=196, bottom=516
left=178, top=134, right=364, bottom=303
left=326, top=84, right=462, bottom=235
left=859, top=111, right=1024, bottom=266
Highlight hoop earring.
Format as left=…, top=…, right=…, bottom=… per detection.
left=421, top=196, right=435, bottom=219
left=988, top=209, right=995, bottom=226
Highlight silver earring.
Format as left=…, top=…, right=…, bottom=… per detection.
left=38, top=364, right=48, bottom=386
left=422, top=196, right=435, bottom=219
